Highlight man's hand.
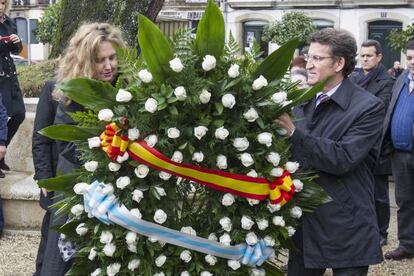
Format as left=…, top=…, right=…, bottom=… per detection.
left=274, top=113, right=296, bottom=136
left=0, top=145, right=6, bottom=160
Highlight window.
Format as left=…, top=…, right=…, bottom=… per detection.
left=312, top=19, right=334, bottom=30
left=30, top=19, right=38, bottom=44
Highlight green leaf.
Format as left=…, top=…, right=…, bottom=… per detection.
left=138, top=15, right=174, bottom=83
left=169, top=106, right=179, bottom=116
left=195, top=0, right=225, bottom=58
left=38, top=172, right=80, bottom=192
left=59, top=78, right=118, bottom=111
left=254, top=39, right=300, bottom=81
left=214, top=102, right=224, bottom=115
left=39, top=124, right=99, bottom=142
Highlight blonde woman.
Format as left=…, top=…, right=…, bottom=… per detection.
left=32, top=22, right=126, bottom=276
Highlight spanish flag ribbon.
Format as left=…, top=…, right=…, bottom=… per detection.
left=100, top=123, right=295, bottom=205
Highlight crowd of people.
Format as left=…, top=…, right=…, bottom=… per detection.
left=0, top=0, right=413, bottom=275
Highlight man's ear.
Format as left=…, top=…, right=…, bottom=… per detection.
left=335, top=57, right=345, bottom=73
left=377, top=53, right=383, bottom=62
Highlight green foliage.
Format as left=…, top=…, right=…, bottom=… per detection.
left=262, top=11, right=316, bottom=46
left=388, top=24, right=414, bottom=51
left=34, top=1, right=62, bottom=45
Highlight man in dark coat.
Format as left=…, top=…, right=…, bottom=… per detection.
left=349, top=39, right=394, bottom=246
left=383, top=40, right=414, bottom=261
left=0, top=92, right=8, bottom=238
left=276, top=28, right=384, bottom=275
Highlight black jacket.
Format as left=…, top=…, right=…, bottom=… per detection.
left=0, top=92, right=7, bottom=145
left=0, top=16, right=25, bottom=117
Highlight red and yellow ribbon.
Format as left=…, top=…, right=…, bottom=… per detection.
left=100, top=123, right=295, bottom=205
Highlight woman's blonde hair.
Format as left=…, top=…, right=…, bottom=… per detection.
left=54, top=22, right=126, bottom=103
left=4, top=0, right=12, bottom=15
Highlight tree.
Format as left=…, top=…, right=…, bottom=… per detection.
left=34, top=0, right=61, bottom=45
left=388, top=24, right=414, bottom=51
left=262, top=11, right=315, bottom=46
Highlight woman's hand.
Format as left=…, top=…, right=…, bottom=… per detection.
left=9, top=34, right=21, bottom=44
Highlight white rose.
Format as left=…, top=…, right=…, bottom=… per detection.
left=180, top=250, right=192, bottom=263
left=180, top=226, right=197, bottom=236
left=216, top=155, right=228, bottom=169
left=180, top=272, right=190, bottom=276
left=241, top=216, right=255, bottom=230
left=192, top=151, right=204, bottom=163
left=222, top=94, right=236, bottom=109
left=287, top=226, right=296, bottom=237
left=91, top=268, right=101, bottom=276
left=272, top=216, right=285, bottom=227
left=228, top=64, right=240, bottom=78
left=116, top=176, right=130, bottom=190
left=263, top=235, right=275, bottom=247
left=98, top=109, right=114, bottom=122
left=219, top=217, right=232, bottom=232
left=70, top=204, right=84, bottom=217
left=171, top=151, right=183, bottom=163
left=233, top=137, right=249, bottom=151
left=167, top=127, right=180, bottom=139
left=155, top=254, right=167, bottom=267
left=148, top=236, right=158, bottom=243
left=88, top=136, right=101, bottom=149
left=88, top=247, right=97, bottom=261
left=138, top=69, right=153, bottom=83
left=240, top=153, right=254, bottom=167
left=128, top=128, right=140, bottom=141
left=208, top=233, right=218, bottom=241
left=102, top=183, right=114, bottom=195
left=247, top=169, right=258, bottom=177
left=128, top=259, right=140, bottom=271
left=106, top=263, right=121, bottom=276
left=222, top=193, right=235, bottom=206
left=100, top=231, right=114, bottom=244
left=103, top=243, right=116, bottom=257
left=215, top=126, right=229, bottom=140
left=252, top=75, right=268, bottom=90
left=145, top=134, right=158, bottom=147
left=201, top=272, right=213, bottom=276
left=135, top=164, right=149, bottom=178
left=266, top=152, right=280, bottom=167
left=202, top=55, right=216, bottom=71
left=84, top=161, right=98, bottom=172
left=293, top=179, right=304, bottom=192
left=199, top=89, right=211, bottom=104
left=257, top=218, right=269, bottom=230
left=154, top=186, right=167, bottom=197
left=285, top=161, right=300, bottom=173
left=243, top=108, right=259, bottom=122
left=154, top=209, right=167, bottom=224
left=159, top=171, right=172, bottom=180
left=228, top=260, right=241, bottom=270
left=250, top=268, right=266, bottom=276
left=130, top=208, right=142, bottom=219
left=144, top=98, right=158, bottom=113
left=73, top=182, right=89, bottom=195
left=128, top=244, right=137, bottom=253
left=194, top=126, right=208, bottom=140
left=116, top=89, right=133, bottom=102
left=116, top=152, right=129, bottom=163
left=219, top=233, right=231, bottom=246
left=270, top=167, right=284, bottom=177
left=248, top=198, right=260, bottom=206
left=169, top=57, right=184, bottom=72
left=290, top=206, right=303, bottom=219
left=205, top=254, right=218, bottom=266
left=174, top=86, right=187, bottom=101
left=257, top=132, right=272, bottom=147
left=154, top=273, right=165, bottom=276
left=271, top=91, right=288, bottom=104
left=245, top=232, right=258, bottom=245
left=108, top=162, right=121, bottom=172
left=125, top=231, right=137, bottom=245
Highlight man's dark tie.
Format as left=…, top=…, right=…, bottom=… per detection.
left=316, top=93, right=329, bottom=108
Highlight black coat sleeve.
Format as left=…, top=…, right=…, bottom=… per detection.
left=32, top=81, right=58, bottom=180
left=0, top=93, right=7, bottom=145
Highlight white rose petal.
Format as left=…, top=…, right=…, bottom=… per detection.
left=70, top=204, right=84, bottom=217
left=138, top=69, right=153, bottom=83
left=272, top=216, right=285, bottom=227
left=240, top=152, right=254, bottom=167
left=76, top=223, right=88, bottom=236
left=102, top=183, right=114, bottom=195
left=194, top=126, right=208, bottom=140
left=174, top=86, right=187, bottom=101
left=135, top=164, right=149, bottom=178
left=88, top=247, right=97, bottom=261
left=148, top=236, right=158, bottom=243
left=128, top=244, right=137, bottom=253
left=98, top=109, right=114, bottom=122
left=154, top=186, right=167, bottom=197
left=171, top=151, right=183, bottom=163
left=100, top=231, right=113, bottom=244
left=246, top=232, right=258, bottom=245
left=264, top=235, right=275, bottom=247
left=282, top=100, right=293, bottom=107
left=257, top=218, right=269, bottom=231
left=287, top=226, right=296, bottom=237
left=144, top=98, right=158, bottom=113
left=219, top=217, right=232, bottom=232
left=108, top=162, right=121, bottom=172
left=116, top=176, right=130, bottom=190
left=169, top=57, right=184, bottom=72
left=192, top=151, right=204, bottom=163
left=167, top=127, right=180, bottom=139
left=116, top=152, right=129, bottom=163
left=248, top=198, right=260, bottom=206
left=159, top=171, right=172, bottom=180
left=88, top=137, right=101, bottom=149
left=154, top=273, right=165, bottom=276
left=180, top=226, right=197, bottom=236
left=250, top=268, right=266, bottom=276
left=130, top=208, right=142, bottom=219
left=266, top=152, right=281, bottom=167
left=215, top=126, right=229, bottom=140
left=180, top=250, right=192, bottom=263
left=116, top=89, right=133, bottom=102
left=219, top=233, right=231, bottom=246
left=91, top=268, right=101, bottom=276
left=285, top=161, right=300, bottom=173
left=243, top=108, right=259, bottom=122
left=155, top=254, right=167, bottom=267
left=144, top=134, right=158, bottom=147
left=228, top=260, right=241, bottom=270
left=216, top=154, right=228, bottom=169
left=202, top=55, right=216, bottom=71
left=181, top=272, right=190, bottom=276
left=252, top=75, right=268, bottom=90
left=233, top=137, right=249, bottom=151
left=271, top=91, right=288, bottom=104
left=241, top=216, right=255, bottom=230
left=201, top=272, right=213, bottom=276
left=103, top=243, right=116, bottom=257
left=154, top=209, right=167, bottom=224
left=222, top=94, right=236, bottom=109
left=205, top=254, right=218, bottom=266
left=73, top=182, right=89, bottom=195
left=228, top=64, right=240, bottom=78
left=208, top=233, right=218, bottom=241
left=222, top=193, right=235, bottom=207
left=270, top=167, right=284, bottom=177
left=247, top=169, right=258, bottom=178
left=125, top=231, right=137, bottom=245
left=292, top=179, right=304, bottom=192
left=106, top=263, right=121, bottom=276
left=128, top=128, right=140, bottom=141
left=290, top=206, right=303, bottom=219
left=257, top=132, right=272, bottom=147
left=84, top=161, right=98, bottom=172
left=199, top=89, right=211, bottom=104
left=128, top=259, right=140, bottom=271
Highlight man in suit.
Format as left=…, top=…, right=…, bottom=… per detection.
left=383, top=40, right=414, bottom=261
left=349, top=39, right=394, bottom=246
left=276, top=28, right=384, bottom=275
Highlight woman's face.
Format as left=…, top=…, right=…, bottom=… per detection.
left=93, top=41, right=118, bottom=83
left=0, top=0, right=6, bottom=17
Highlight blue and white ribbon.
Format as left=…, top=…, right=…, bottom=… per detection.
left=83, top=181, right=275, bottom=267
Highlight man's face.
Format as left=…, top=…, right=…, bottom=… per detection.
left=407, top=49, right=414, bottom=78
left=360, top=46, right=382, bottom=73
left=306, top=42, right=340, bottom=86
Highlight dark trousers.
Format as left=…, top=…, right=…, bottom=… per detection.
left=374, top=174, right=390, bottom=238
left=5, top=112, right=25, bottom=146
left=0, top=197, right=3, bottom=232
left=392, top=150, right=414, bottom=253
